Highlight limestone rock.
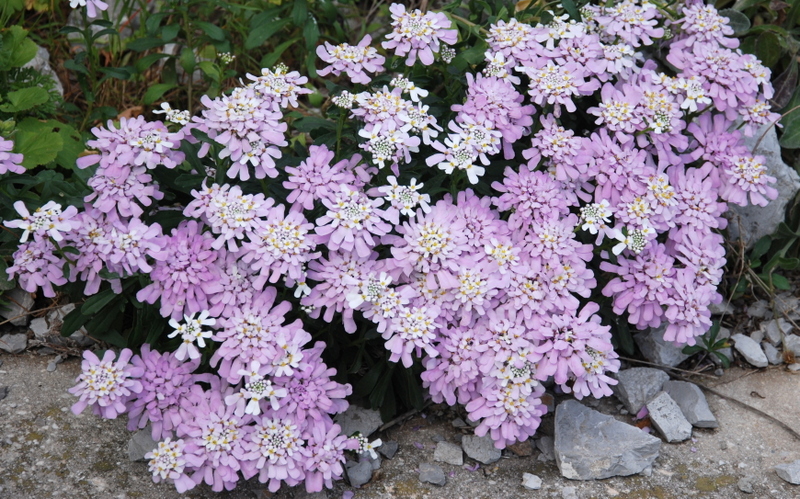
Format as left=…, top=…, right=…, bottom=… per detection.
left=334, top=406, right=383, bottom=438
left=731, top=334, right=768, bottom=368
left=462, top=434, right=501, bottom=465
left=378, top=440, right=398, bottom=459
left=433, top=441, right=463, bottom=466
left=0, top=334, right=27, bottom=354
left=536, top=436, right=555, bottom=461
left=728, top=124, right=800, bottom=248
left=746, top=300, right=771, bottom=319
left=762, top=318, right=790, bottom=346
left=634, top=325, right=690, bottom=368
left=0, top=288, right=34, bottom=326
left=646, top=391, right=693, bottom=442
left=346, top=459, right=373, bottom=488
left=418, top=462, right=446, bottom=486
left=554, top=400, right=661, bottom=480
left=127, top=428, right=157, bottom=462
left=784, top=334, right=800, bottom=357
left=775, top=460, right=800, bottom=485
left=612, top=367, right=670, bottom=413
left=30, top=317, right=50, bottom=340
left=662, top=380, right=718, bottom=428
left=521, top=473, right=542, bottom=490
left=762, top=342, right=783, bottom=365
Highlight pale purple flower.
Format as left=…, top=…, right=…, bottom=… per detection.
left=300, top=422, right=355, bottom=493
left=127, top=344, right=214, bottom=440
left=86, top=166, right=164, bottom=218
left=167, top=310, right=216, bottom=361
left=208, top=250, right=262, bottom=318
left=63, top=209, right=117, bottom=295
left=0, top=137, right=25, bottom=175
left=245, top=65, right=312, bottom=111
left=426, top=133, right=485, bottom=185
left=669, top=163, right=728, bottom=230
left=185, top=183, right=271, bottom=251
left=486, top=18, right=539, bottom=66
left=7, top=239, right=68, bottom=297
left=663, top=269, right=716, bottom=345
left=6, top=200, right=79, bottom=243
left=69, top=348, right=143, bottom=419
left=515, top=61, right=600, bottom=117
left=145, top=438, right=197, bottom=493
left=284, top=146, right=360, bottom=210
left=492, top=165, right=572, bottom=231
left=740, top=100, right=781, bottom=137
left=224, top=360, right=288, bottom=416
left=524, top=114, right=586, bottom=182
left=177, top=385, right=251, bottom=492
left=376, top=175, right=431, bottom=223
left=719, top=154, right=777, bottom=207
left=421, top=325, right=486, bottom=406
left=136, top=220, right=224, bottom=321
left=240, top=416, right=305, bottom=491
left=595, top=0, right=665, bottom=47
left=317, top=35, right=385, bottom=84
left=384, top=305, right=440, bottom=367
left=382, top=3, right=457, bottom=66
left=674, top=2, right=737, bottom=48
left=315, top=185, right=390, bottom=258
left=104, top=217, right=165, bottom=277
left=69, top=0, right=108, bottom=18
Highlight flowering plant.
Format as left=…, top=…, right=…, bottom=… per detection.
left=1, top=0, right=785, bottom=494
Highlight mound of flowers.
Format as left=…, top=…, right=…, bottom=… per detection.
left=2, top=0, right=780, bottom=494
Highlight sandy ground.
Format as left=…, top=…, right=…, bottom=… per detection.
left=0, top=353, right=799, bottom=499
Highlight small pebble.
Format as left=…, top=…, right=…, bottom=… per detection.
left=431, top=434, right=445, bottom=443
left=720, top=441, right=728, bottom=450
left=561, top=486, right=578, bottom=499
left=714, top=369, right=724, bottom=376
left=788, top=363, right=800, bottom=372
left=738, top=476, right=755, bottom=494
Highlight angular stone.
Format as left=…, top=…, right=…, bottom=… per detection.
left=633, top=325, right=690, bottom=368
left=128, top=428, right=157, bottom=461
left=646, top=392, right=693, bottom=442
left=775, top=460, right=800, bottom=485
left=662, top=380, right=718, bottom=428
left=433, top=441, right=463, bottom=466
left=731, top=334, right=768, bottom=367
left=750, top=328, right=765, bottom=344
left=334, top=405, right=383, bottom=438
left=0, top=288, right=34, bottom=326
left=521, top=473, right=542, bottom=490
left=773, top=293, right=800, bottom=320
left=728, top=124, right=800, bottom=248
left=0, top=333, right=27, bottom=354
left=762, top=318, right=790, bottom=346
left=418, top=462, right=446, bottom=486
left=378, top=440, right=398, bottom=459
left=346, top=459, right=373, bottom=488
left=554, top=400, right=661, bottom=480
left=612, top=367, right=670, bottom=414
left=23, top=45, right=64, bottom=97
left=708, top=300, right=735, bottom=316
left=784, top=335, right=800, bottom=357
left=462, top=434, right=501, bottom=465
left=762, top=342, right=783, bottom=365
left=30, top=317, right=50, bottom=340
left=737, top=476, right=755, bottom=494
left=746, top=300, right=771, bottom=319
left=536, top=436, right=555, bottom=461
left=451, top=417, right=467, bottom=428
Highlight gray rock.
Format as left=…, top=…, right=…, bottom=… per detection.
left=746, top=300, right=771, bottom=319
left=521, top=473, right=542, bottom=490
left=23, top=45, right=64, bottom=97
left=431, top=434, right=445, bottom=443
left=433, top=441, right=463, bottom=466
left=773, top=293, right=800, bottom=320
left=561, top=486, right=578, bottom=499
left=418, top=462, right=446, bottom=486
left=0, top=386, right=8, bottom=401
left=646, top=391, right=693, bottom=442
left=451, top=417, right=467, bottom=428
left=360, top=453, right=381, bottom=471
left=46, top=355, right=64, bottom=373
left=633, top=325, right=690, bottom=368
left=762, top=342, right=783, bottom=365
left=30, top=317, right=50, bottom=340
left=0, top=288, right=35, bottom=326
left=46, top=303, right=76, bottom=323
left=612, top=367, right=671, bottom=414
left=536, top=436, right=555, bottom=461
left=738, top=476, right=755, bottom=494
left=378, top=440, right=398, bottom=459
left=708, top=300, right=735, bottom=316
left=775, top=460, right=800, bottom=485
left=0, top=333, right=27, bottom=354
left=127, top=428, right=157, bottom=462
left=554, top=400, right=661, bottom=480
left=662, top=380, right=718, bottom=428
left=728, top=124, right=800, bottom=248
left=784, top=335, right=800, bottom=357
left=750, top=328, right=765, bottom=344
left=346, top=459, right=373, bottom=488
left=68, top=329, right=95, bottom=348
left=731, top=334, right=768, bottom=368
left=462, top=434, right=501, bottom=465
left=788, top=363, right=800, bottom=372
left=334, top=406, right=383, bottom=438
left=293, top=491, right=328, bottom=499
left=762, top=319, right=790, bottom=346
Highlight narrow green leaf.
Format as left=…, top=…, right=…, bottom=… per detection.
left=61, top=307, right=89, bottom=337
left=771, top=273, right=791, bottom=290
left=291, top=0, right=308, bottom=26
left=561, top=0, right=581, bottom=21
left=303, top=16, right=320, bottom=50
left=195, top=21, right=226, bottom=41
left=779, top=117, right=800, bottom=148
left=245, top=18, right=291, bottom=50
left=755, top=31, right=783, bottom=68
left=143, top=83, right=176, bottom=105
left=81, top=288, right=119, bottom=316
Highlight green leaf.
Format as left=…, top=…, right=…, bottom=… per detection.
left=161, top=24, right=180, bottom=42
left=135, top=53, right=173, bottom=73
left=771, top=58, right=797, bottom=109
left=561, top=0, right=581, bottom=21
left=126, top=36, right=166, bottom=52
left=54, top=123, right=84, bottom=170
left=719, top=9, right=750, bottom=35
left=682, top=345, right=704, bottom=355
left=0, top=87, right=49, bottom=113
left=303, top=16, right=319, bottom=50
left=0, top=260, right=14, bottom=291
left=756, top=31, right=783, bottom=68
left=198, top=61, right=220, bottom=82
left=750, top=235, right=772, bottom=265
left=61, top=307, right=89, bottom=337
left=291, top=0, right=308, bottom=26
left=179, top=47, right=196, bottom=75
left=732, top=0, right=763, bottom=11
left=245, top=18, right=291, bottom=50
left=260, top=38, right=299, bottom=68
left=779, top=116, right=800, bottom=148
left=293, top=116, right=335, bottom=133
left=13, top=118, right=62, bottom=168
left=354, top=363, right=385, bottom=398
left=712, top=350, right=731, bottom=369
left=143, top=83, right=176, bottom=105
left=2, top=26, right=38, bottom=68
left=98, top=66, right=134, bottom=81
left=195, top=21, right=226, bottom=41
left=81, top=288, right=120, bottom=316
left=771, top=273, right=792, bottom=290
